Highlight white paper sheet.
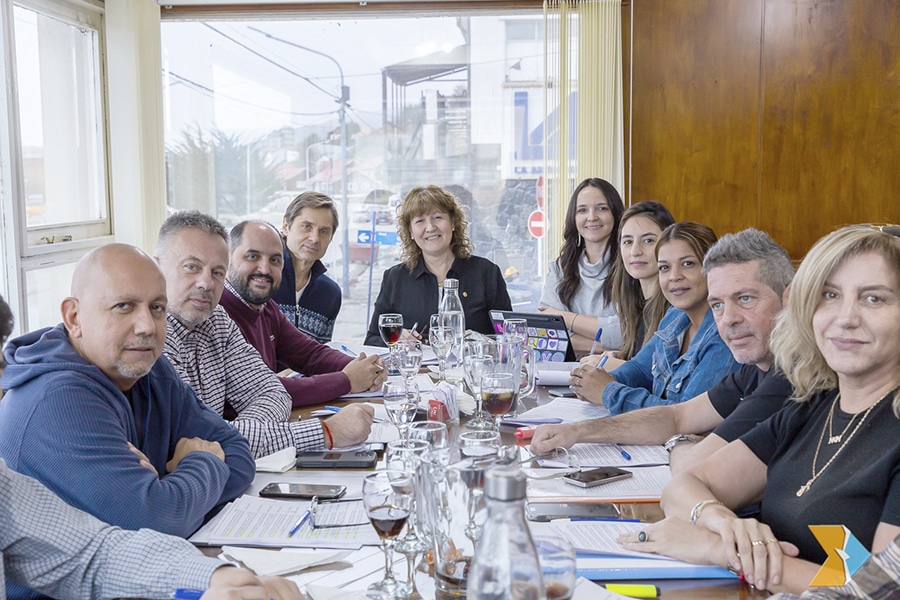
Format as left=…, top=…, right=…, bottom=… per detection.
left=517, top=396, right=610, bottom=422
left=526, top=465, right=672, bottom=503
left=539, top=443, right=669, bottom=468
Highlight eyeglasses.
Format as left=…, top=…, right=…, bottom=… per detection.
left=869, top=224, right=900, bottom=238
left=309, top=495, right=369, bottom=529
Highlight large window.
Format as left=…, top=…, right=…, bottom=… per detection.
left=0, top=0, right=110, bottom=334
left=161, top=13, right=549, bottom=342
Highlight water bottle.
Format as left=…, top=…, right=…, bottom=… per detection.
left=467, top=468, right=544, bottom=600
left=439, top=278, right=466, bottom=376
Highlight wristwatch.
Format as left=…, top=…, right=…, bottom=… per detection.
left=664, top=433, right=698, bottom=453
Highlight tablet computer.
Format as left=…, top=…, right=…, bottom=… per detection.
left=488, top=310, right=577, bottom=362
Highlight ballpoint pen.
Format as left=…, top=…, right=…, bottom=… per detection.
left=339, top=344, right=356, bottom=357
left=288, top=508, right=311, bottom=536
left=409, top=322, right=418, bottom=335
left=171, top=589, right=204, bottom=599
left=596, top=355, right=609, bottom=370
left=616, top=444, right=632, bottom=461
left=323, top=406, right=342, bottom=413
left=589, top=327, right=603, bottom=355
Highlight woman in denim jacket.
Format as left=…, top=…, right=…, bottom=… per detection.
left=571, top=222, right=739, bottom=414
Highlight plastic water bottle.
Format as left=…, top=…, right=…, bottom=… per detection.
left=439, top=278, right=466, bottom=377
left=467, top=468, right=544, bottom=600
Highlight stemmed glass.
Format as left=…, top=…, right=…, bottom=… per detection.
left=480, top=372, right=517, bottom=431
left=503, top=318, right=528, bottom=342
left=458, top=430, right=501, bottom=457
left=386, top=438, right=431, bottom=599
left=379, top=313, right=404, bottom=371
left=363, top=470, right=413, bottom=600
left=429, top=313, right=454, bottom=382
left=395, top=340, right=423, bottom=389
left=383, top=380, right=418, bottom=439
left=534, top=534, right=578, bottom=600
left=408, top=420, right=449, bottom=449
left=463, top=341, right=494, bottom=431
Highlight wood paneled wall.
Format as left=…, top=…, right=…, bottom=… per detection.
left=624, top=0, right=900, bottom=258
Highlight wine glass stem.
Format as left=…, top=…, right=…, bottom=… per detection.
left=438, top=358, right=446, bottom=381
left=383, top=539, right=397, bottom=583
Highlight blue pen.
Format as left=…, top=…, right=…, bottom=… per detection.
left=323, top=406, right=341, bottom=413
left=172, top=589, right=204, bottom=600
left=617, top=445, right=632, bottom=461
left=339, top=344, right=356, bottom=357
left=289, top=509, right=311, bottom=536
left=410, top=322, right=418, bottom=335
left=589, top=327, right=603, bottom=355
left=596, top=355, right=609, bottom=370
left=571, top=517, right=641, bottom=523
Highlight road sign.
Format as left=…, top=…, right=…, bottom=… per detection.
left=357, top=230, right=372, bottom=244
left=375, top=231, right=399, bottom=246
left=528, top=210, right=545, bottom=238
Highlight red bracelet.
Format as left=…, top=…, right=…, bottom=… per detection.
left=321, top=421, right=334, bottom=450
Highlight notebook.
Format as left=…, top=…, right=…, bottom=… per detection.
left=488, top=310, right=577, bottom=362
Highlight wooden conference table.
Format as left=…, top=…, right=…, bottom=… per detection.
left=209, top=381, right=769, bottom=600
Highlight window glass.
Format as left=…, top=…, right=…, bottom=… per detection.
left=162, top=15, right=547, bottom=342
left=25, top=260, right=77, bottom=332
left=14, top=5, right=107, bottom=229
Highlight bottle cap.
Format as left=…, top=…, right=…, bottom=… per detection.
left=443, top=278, right=459, bottom=289
left=485, top=467, right=527, bottom=501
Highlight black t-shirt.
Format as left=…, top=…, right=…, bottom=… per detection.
left=707, top=365, right=792, bottom=442
left=741, top=389, right=900, bottom=562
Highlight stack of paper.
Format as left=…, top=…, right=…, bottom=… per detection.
left=538, top=443, right=669, bottom=469
left=517, top=396, right=610, bottom=422
left=526, top=465, right=671, bottom=503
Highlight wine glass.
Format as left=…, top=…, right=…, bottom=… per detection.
left=408, top=420, right=449, bottom=449
left=458, top=430, right=501, bottom=457
left=429, top=313, right=454, bottom=382
left=480, top=372, right=517, bottom=431
left=463, top=343, right=494, bottom=431
left=363, top=470, right=413, bottom=600
left=383, top=380, right=418, bottom=439
left=386, top=439, right=431, bottom=558
left=379, top=313, right=404, bottom=371
left=396, top=339, right=423, bottom=388
left=503, top=318, right=528, bottom=343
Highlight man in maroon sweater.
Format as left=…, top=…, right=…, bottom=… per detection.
left=222, top=221, right=386, bottom=407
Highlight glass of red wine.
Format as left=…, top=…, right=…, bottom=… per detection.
left=379, top=313, right=404, bottom=372
left=363, top=470, right=413, bottom=599
left=480, top=372, right=517, bottom=431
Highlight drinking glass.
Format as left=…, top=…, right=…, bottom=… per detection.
left=503, top=317, right=528, bottom=342
left=463, top=344, right=494, bottom=431
left=383, top=380, right=419, bottom=439
left=480, top=372, right=517, bottom=431
left=386, top=439, right=431, bottom=558
left=534, top=534, right=577, bottom=600
left=408, top=420, right=449, bottom=449
left=363, top=470, right=413, bottom=600
left=379, top=313, right=404, bottom=371
left=458, top=430, right=501, bottom=457
left=429, top=313, right=454, bottom=382
left=395, top=339, right=423, bottom=387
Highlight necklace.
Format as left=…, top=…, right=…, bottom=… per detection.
left=825, top=395, right=860, bottom=445
left=797, top=392, right=885, bottom=497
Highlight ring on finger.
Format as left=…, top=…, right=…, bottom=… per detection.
left=637, top=531, right=649, bottom=543
left=765, top=539, right=778, bottom=544
left=751, top=540, right=766, bottom=547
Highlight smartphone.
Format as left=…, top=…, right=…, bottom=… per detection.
left=562, top=467, right=632, bottom=488
left=548, top=387, right=577, bottom=398
left=525, top=502, right=620, bottom=522
left=295, top=451, right=378, bottom=469
left=258, top=482, right=347, bottom=500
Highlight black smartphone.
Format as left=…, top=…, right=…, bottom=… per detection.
left=258, top=482, right=347, bottom=500
left=295, top=451, right=378, bottom=469
left=548, top=387, right=577, bottom=398
left=562, top=467, right=633, bottom=488
left=525, top=502, right=620, bottom=522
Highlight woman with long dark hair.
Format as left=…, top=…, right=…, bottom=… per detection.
left=538, top=178, right=625, bottom=354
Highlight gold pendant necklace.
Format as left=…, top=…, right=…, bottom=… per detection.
left=797, top=392, right=884, bottom=497
left=826, top=395, right=860, bottom=445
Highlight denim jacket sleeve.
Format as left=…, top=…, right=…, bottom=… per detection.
left=602, top=308, right=739, bottom=414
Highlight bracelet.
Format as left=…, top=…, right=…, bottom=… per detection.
left=321, top=421, right=334, bottom=450
left=570, top=313, right=579, bottom=332
left=690, top=499, right=724, bottom=526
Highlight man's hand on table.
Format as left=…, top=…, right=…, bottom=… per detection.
left=325, top=403, right=375, bottom=448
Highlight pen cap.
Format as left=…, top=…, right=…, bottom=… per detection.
left=485, top=467, right=527, bottom=501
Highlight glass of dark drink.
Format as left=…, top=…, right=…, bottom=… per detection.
left=379, top=313, right=404, bottom=372
left=363, top=470, right=413, bottom=599
left=534, top=534, right=577, bottom=600
left=480, top=372, right=517, bottom=431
